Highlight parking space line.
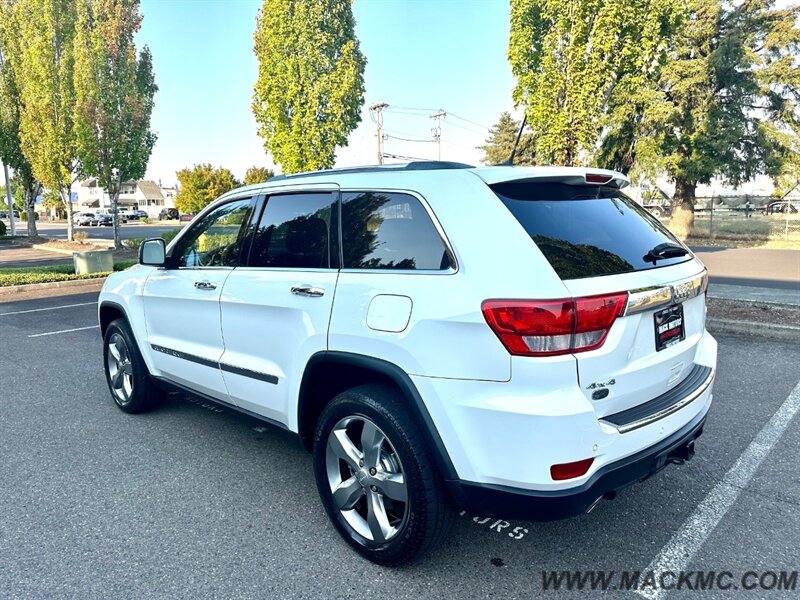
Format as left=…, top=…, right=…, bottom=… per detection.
left=636, top=379, right=800, bottom=600
left=28, top=325, right=100, bottom=338
left=0, top=302, right=96, bottom=316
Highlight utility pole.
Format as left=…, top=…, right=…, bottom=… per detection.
left=430, top=110, right=446, bottom=160
left=369, top=102, right=388, bottom=164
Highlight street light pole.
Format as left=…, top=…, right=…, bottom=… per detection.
left=2, top=160, right=15, bottom=236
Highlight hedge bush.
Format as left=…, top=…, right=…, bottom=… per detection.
left=0, top=259, right=138, bottom=287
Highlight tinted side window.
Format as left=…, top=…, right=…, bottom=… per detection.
left=174, top=198, right=253, bottom=267
left=249, top=193, right=333, bottom=268
left=341, top=192, right=450, bottom=270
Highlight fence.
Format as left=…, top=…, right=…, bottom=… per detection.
left=687, top=195, right=799, bottom=245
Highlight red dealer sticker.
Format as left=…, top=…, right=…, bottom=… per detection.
left=654, top=304, right=685, bottom=352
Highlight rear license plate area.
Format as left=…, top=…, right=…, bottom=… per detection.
left=654, top=304, right=685, bottom=351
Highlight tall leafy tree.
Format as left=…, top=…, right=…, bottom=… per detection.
left=252, top=0, right=366, bottom=173
left=598, top=0, right=800, bottom=233
left=478, top=111, right=536, bottom=166
left=0, top=0, right=42, bottom=236
left=175, top=164, right=239, bottom=215
left=13, top=0, right=79, bottom=240
left=244, top=165, right=274, bottom=185
left=509, top=0, right=680, bottom=166
left=74, top=0, right=157, bottom=250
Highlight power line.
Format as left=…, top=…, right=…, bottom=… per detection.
left=382, top=152, right=431, bottom=162
left=444, top=120, right=489, bottom=136
left=385, top=134, right=436, bottom=143
left=386, top=105, right=441, bottom=113
left=447, top=111, right=490, bottom=131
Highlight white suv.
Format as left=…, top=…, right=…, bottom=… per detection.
left=98, top=162, right=717, bottom=565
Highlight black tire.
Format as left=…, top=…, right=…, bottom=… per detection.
left=102, top=318, right=164, bottom=414
left=312, top=384, right=455, bottom=566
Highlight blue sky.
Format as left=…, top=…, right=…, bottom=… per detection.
left=138, top=0, right=516, bottom=184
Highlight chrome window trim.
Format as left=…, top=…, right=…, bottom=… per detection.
left=624, top=270, right=707, bottom=316
left=600, top=367, right=715, bottom=434
left=339, top=187, right=459, bottom=275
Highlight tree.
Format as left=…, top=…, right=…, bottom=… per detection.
left=509, top=0, right=681, bottom=166
left=12, top=0, right=79, bottom=240
left=175, top=164, right=239, bottom=215
left=598, top=0, right=800, bottom=234
left=252, top=0, right=366, bottom=173
left=478, top=112, right=536, bottom=166
left=0, top=0, right=43, bottom=236
left=74, top=0, right=157, bottom=250
left=244, top=165, right=274, bottom=185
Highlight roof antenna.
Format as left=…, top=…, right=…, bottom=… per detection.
left=498, top=114, right=527, bottom=166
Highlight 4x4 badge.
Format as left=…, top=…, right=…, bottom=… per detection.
left=586, top=379, right=616, bottom=390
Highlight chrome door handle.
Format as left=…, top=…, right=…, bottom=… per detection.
left=291, top=285, right=325, bottom=297
left=194, top=280, right=217, bottom=290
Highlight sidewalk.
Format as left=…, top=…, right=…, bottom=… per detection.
left=0, top=245, right=72, bottom=268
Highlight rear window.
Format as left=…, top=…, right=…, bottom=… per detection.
left=492, top=182, right=690, bottom=280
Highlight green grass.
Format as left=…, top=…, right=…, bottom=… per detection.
left=0, top=259, right=137, bottom=287
left=684, top=213, right=800, bottom=248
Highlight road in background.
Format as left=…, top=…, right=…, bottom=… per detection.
left=18, top=221, right=186, bottom=241
left=692, top=246, right=800, bottom=291
left=0, top=291, right=798, bottom=598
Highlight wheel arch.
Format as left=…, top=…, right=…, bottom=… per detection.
left=297, top=351, right=458, bottom=481
left=99, top=301, right=127, bottom=337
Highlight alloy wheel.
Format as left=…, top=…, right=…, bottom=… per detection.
left=325, top=416, right=409, bottom=543
left=106, top=332, right=134, bottom=405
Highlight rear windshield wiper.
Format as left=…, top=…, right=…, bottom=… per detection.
left=643, top=242, right=689, bottom=265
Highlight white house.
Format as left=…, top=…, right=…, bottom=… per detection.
left=75, top=179, right=176, bottom=217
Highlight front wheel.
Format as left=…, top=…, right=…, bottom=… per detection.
left=103, top=318, right=164, bottom=413
left=312, top=384, right=454, bottom=566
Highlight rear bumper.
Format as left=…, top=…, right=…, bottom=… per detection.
left=446, top=407, right=708, bottom=521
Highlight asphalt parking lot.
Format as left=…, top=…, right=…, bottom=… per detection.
left=1, top=292, right=798, bottom=599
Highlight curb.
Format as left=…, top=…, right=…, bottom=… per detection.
left=30, top=243, right=79, bottom=256
left=707, top=295, right=800, bottom=310
left=707, top=317, right=800, bottom=340
left=0, top=276, right=107, bottom=297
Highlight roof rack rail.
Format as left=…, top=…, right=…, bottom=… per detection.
left=268, top=161, right=475, bottom=182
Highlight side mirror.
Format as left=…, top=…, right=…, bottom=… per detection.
left=139, top=238, right=166, bottom=267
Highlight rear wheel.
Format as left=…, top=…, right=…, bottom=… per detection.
left=103, top=318, right=164, bottom=413
left=313, top=384, right=454, bottom=566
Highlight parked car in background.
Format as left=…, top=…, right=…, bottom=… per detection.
left=96, top=214, right=113, bottom=226
left=73, top=212, right=97, bottom=226
left=134, top=210, right=149, bottom=219
left=178, top=213, right=194, bottom=222
left=98, top=162, right=716, bottom=565
left=118, top=209, right=139, bottom=221
left=158, top=208, right=179, bottom=220
left=763, top=200, right=799, bottom=215
left=643, top=201, right=671, bottom=219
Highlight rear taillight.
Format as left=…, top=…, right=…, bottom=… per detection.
left=482, top=292, right=628, bottom=357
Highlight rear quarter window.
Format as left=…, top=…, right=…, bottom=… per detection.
left=341, top=191, right=452, bottom=270
left=492, top=182, right=691, bottom=280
